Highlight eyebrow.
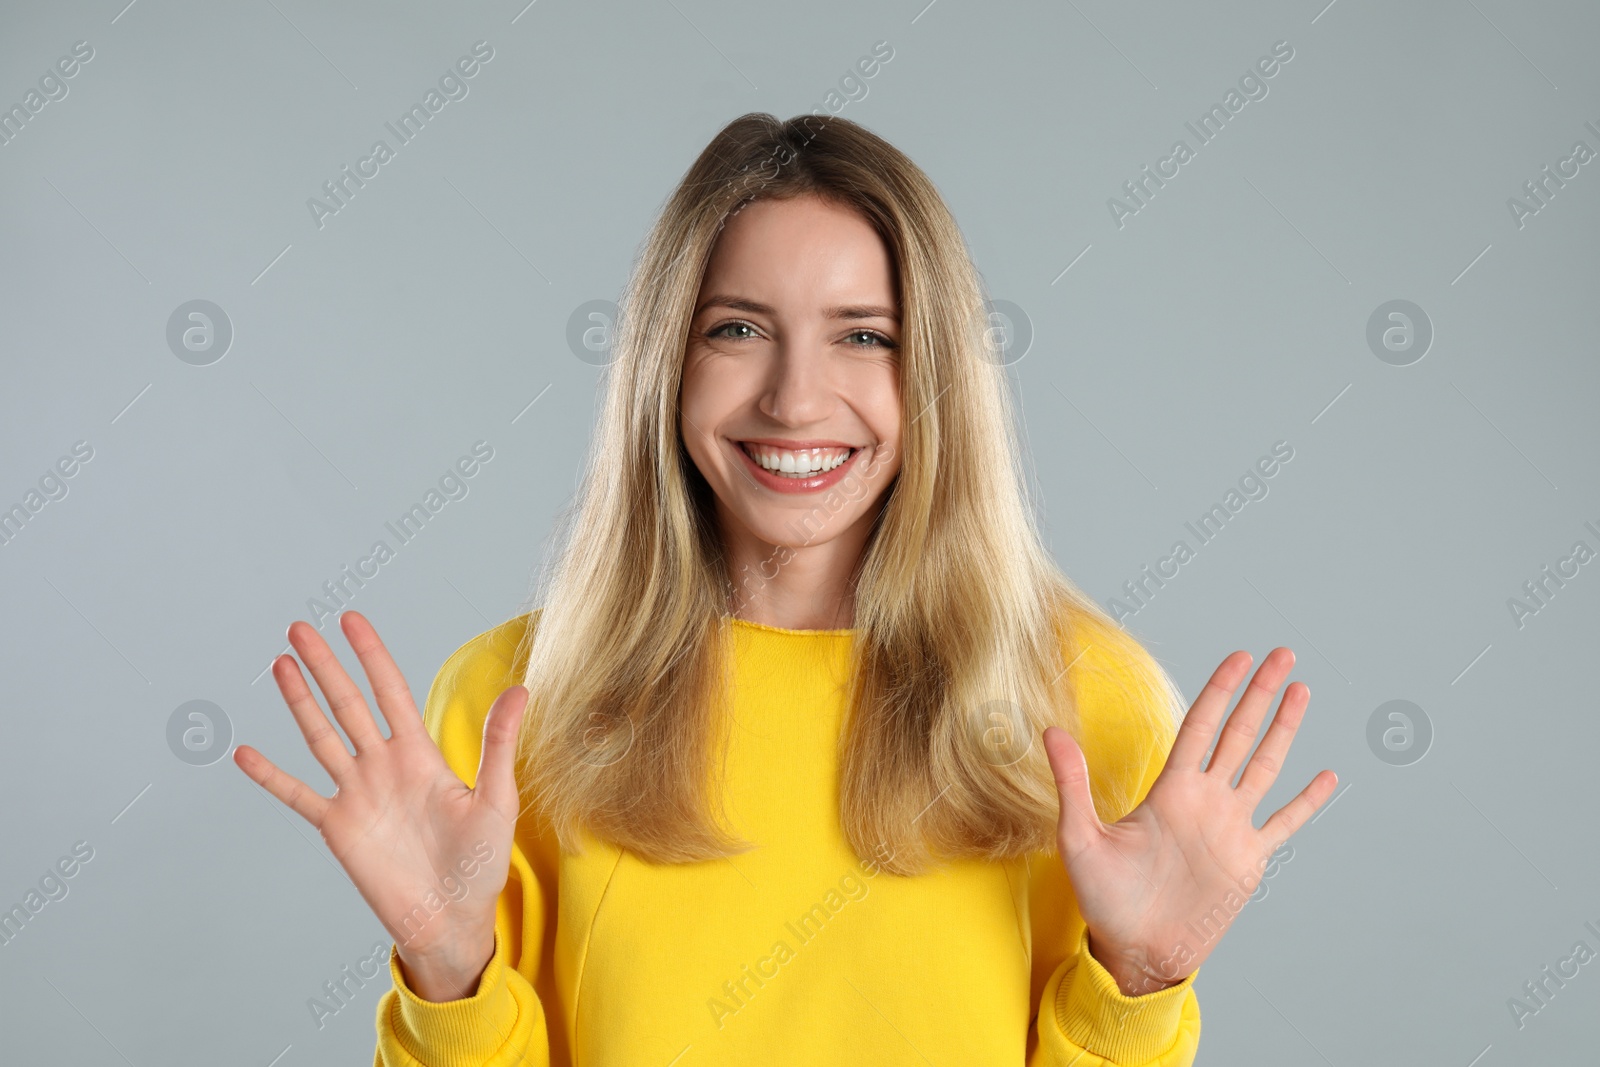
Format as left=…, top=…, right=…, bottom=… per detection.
left=695, top=294, right=900, bottom=323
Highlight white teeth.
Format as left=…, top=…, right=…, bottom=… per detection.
left=742, top=444, right=853, bottom=477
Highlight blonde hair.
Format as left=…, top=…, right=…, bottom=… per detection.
left=515, top=112, right=1184, bottom=875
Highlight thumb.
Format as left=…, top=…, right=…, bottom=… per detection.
left=1043, top=725, right=1102, bottom=859
left=474, top=685, right=529, bottom=814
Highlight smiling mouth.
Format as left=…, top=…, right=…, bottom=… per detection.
left=736, top=441, right=858, bottom=478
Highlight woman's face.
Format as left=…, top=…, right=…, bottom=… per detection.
left=680, top=194, right=903, bottom=556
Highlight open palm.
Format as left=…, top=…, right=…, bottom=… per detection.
left=1044, top=647, right=1336, bottom=996
left=233, top=610, right=529, bottom=1002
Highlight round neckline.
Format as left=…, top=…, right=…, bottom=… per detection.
left=724, top=614, right=856, bottom=637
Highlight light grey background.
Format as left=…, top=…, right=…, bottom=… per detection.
left=2, top=0, right=1596, bottom=1063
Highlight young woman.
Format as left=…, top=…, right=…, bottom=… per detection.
left=235, top=112, right=1335, bottom=1066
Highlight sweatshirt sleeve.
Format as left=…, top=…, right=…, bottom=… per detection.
left=1027, top=625, right=1201, bottom=1066
left=372, top=616, right=554, bottom=1067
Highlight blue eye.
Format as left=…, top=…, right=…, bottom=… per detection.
left=707, top=321, right=758, bottom=340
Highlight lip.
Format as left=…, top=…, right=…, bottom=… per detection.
left=732, top=439, right=864, bottom=494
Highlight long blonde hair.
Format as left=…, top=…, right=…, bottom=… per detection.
left=516, top=112, right=1185, bottom=875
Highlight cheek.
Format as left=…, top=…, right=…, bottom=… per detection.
left=867, top=443, right=903, bottom=486
left=678, top=359, right=741, bottom=477
left=678, top=408, right=715, bottom=475
left=677, top=361, right=715, bottom=445
left=845, top=363, right=901, bottom=445
left=680, top=353, right=745, bottom=420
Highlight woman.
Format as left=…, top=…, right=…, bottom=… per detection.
left=235, top=112, right=1335, bottom=1065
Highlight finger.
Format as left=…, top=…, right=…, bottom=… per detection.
left=233, top=744, right=331, bottom=827
left=1166, top=651, right=1253, bottom=771
left=271, top=652, right=357, bottom=781
left=474, top=686, right=529, bottom=812
left=1043, top=725, right=1103, bottom=859
left=1257, top=768, right=1338, bottom=848
left=1206, top=647, right=1295, bottom=783
left=288, top=618, right=386, bottom=754
left=1234, top=680, right=1310, bottom=805
left=339, top=611, right=427, bottom=741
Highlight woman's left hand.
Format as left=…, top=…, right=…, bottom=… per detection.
left=1043, top=646, right=1337, bottom=996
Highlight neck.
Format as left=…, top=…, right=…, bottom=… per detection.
left=717, top=507, right=876, bottom=631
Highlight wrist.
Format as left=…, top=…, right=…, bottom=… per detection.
left=396, top=931, right=496, bottom=1003
left=1085, top=928, right=1183, bottom=997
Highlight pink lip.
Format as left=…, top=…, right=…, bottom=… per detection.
left=733, top=441, right=863, bottom=494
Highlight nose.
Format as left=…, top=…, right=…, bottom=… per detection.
left=758, top=339, right=834, bottom=427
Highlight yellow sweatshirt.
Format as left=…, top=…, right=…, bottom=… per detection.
left=373, top=611, right=1200, bottom=1066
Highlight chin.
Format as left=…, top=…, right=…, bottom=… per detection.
left=721, top=497, right=843, bottom=549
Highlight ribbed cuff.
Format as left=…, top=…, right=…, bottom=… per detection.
left=385, top=931, right=520, bottom=1066
left=1054, top=924, right=1198, bottom=1063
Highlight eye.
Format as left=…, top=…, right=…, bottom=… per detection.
left=846, top=329, right=897, bottom=349
left=706, top=320, right=759, bottom=341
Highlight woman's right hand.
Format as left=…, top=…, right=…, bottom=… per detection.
left=233, top=610, right=529, bottom=1003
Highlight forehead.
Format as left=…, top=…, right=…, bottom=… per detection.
left=697, top=196, right=898, bottom=314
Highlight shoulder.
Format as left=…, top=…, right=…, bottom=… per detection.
left=1060, top=611, right=1168, bottom=715
left=420, top=610, right=540, bottom=781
